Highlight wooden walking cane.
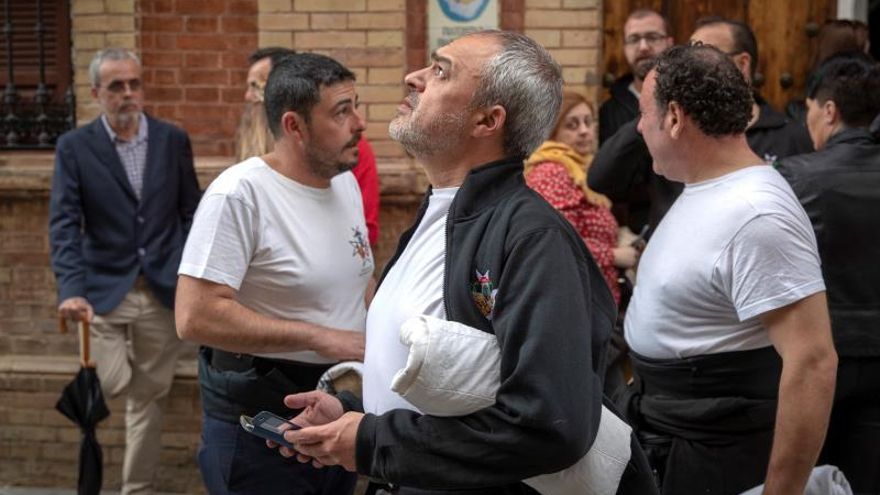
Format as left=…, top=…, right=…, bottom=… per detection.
left=59, top=316, right=94, bottom=368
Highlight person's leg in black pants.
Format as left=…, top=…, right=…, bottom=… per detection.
left=615, top=432, right=660, bottom=495
left=820, top=357, right=880, bottom=495
left=198, top=413, right=357, bottom=495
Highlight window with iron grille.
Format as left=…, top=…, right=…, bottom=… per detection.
left=1, top=0, right=74, bottom=149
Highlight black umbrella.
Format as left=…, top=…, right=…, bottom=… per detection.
left=56, top=317, right=110, bottom=495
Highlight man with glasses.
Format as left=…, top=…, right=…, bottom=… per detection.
left=599, top=9, right=673, bottom=145
left=591, top=9, right=675, bottom=236
left=49, top=47, right=201, bottom=494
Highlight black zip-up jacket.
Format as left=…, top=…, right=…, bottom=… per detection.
left=352, top=158, right=615, bottom=494
left=598, top=73, right=639, bottom=145
left=748, top=98, right=814, bottom=162
left=776, top=128, right=880, bottom=357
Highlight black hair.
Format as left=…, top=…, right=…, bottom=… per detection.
left=264, top=53, right=356, bottom=138
left=695, top=16, right=758, bottom=79
left=807, top=52, right=880, bottom=128
left=651, top=43, right=753, bottom=137
left=248, top=47, right=296, bottom=68
left=627, top=8, right=671, bottom=36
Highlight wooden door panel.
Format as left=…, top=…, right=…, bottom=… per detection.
left=666, top=0, right=746, bottom=41
left=601, top=0, right=836, bottom=111
left=749, top=0, right=835, bottom=108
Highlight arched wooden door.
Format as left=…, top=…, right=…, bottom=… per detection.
left=602, top=0, right=837, bottom=111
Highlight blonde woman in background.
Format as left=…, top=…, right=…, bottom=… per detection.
left=525, top=92, right=640, bottom=305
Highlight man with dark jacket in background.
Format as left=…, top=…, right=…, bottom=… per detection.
left=595, top=9, right=673, bottom=233
left=776, top=53, right=880, bottom=494
left=49, top=47, right=201, bottom=495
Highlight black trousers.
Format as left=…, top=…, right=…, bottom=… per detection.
left=820, top=356, right=880, bottom=495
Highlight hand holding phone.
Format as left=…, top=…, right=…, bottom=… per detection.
left=240, top=411, right=301, bottom=449
left=630, top=225, right=650, bottom=249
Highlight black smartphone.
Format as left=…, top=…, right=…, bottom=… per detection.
left=239, top=411, right=301, bottom=449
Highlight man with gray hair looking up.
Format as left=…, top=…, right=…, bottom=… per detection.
left=49, top=47, right=201, bottom=494
left=271, top=31, right=656, bottom=494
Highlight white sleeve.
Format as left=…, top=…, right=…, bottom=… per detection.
left=177, top=192, right=257, bottom=290
left=716, top=213, right=825, bottom=321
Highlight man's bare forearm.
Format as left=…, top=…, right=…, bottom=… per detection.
left=762, top=292, right=837, bottom=495
left=175, top=275, right=364, bottom=360
left=763, top=342, right=837, bottom=494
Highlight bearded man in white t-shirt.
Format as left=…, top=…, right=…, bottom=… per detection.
left=175, top=53, right=371, bottom=495
left=622, top=44, right=838, bottom=495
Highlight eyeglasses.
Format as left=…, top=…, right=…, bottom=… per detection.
left=102, top=78, right=142, bottom=94
left=624, top=32, right=669, bottom=46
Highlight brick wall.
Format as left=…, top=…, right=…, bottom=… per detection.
left=0, top=356, right=204, bottom=494
left=0, top=155, right=72, bottom=358
left=524, top=0, right=602, bottom=98
left=69, top=0, right=603, bottom=160
left=139, top=0, right=259, bottom=157
left=259, top=0, right=409, bottom=160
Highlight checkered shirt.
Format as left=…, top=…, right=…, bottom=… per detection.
left=101, top=113, right=149, bottom=201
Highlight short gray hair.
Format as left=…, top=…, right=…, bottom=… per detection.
left=467, top=31, right=563, bottom=159
left=89, top=48, right=141, bottom=88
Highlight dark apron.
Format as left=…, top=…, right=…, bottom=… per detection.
left=620, top=346, right=782, bottom=495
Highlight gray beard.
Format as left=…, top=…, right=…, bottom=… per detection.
left=112, top=110, right=140, bottom=130
left=389, top=111, right=468, bottom=157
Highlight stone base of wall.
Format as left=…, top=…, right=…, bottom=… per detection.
left=0, top=151, right=424, bottom=490
left=0, top=356, right=205, bottom=494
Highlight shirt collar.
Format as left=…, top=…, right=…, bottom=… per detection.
left=101, top=113, right=148, bottom=144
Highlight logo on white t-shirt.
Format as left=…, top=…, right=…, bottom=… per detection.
left=349, top=226, right=372, bottom=267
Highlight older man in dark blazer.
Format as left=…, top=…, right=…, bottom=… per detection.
left=49, top=47, right=201, bottom=495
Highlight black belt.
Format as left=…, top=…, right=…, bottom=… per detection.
left=199, top=347, right=335, bottom=423
left=210, top=348, right=333, bottom=384
left=631, top=346, right=782, bottom=400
